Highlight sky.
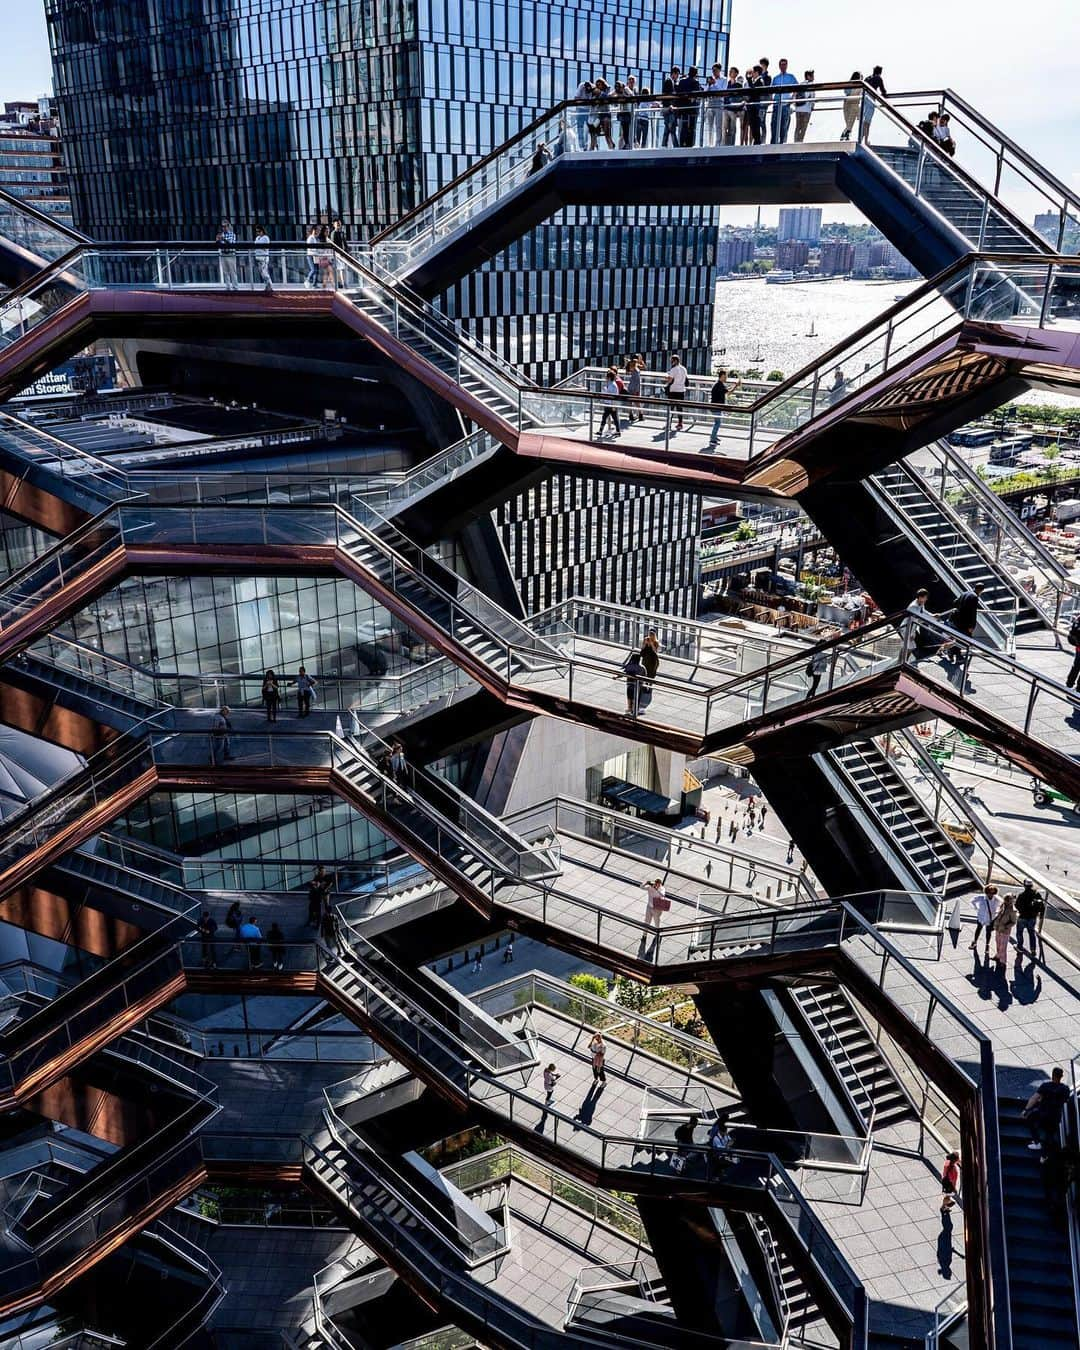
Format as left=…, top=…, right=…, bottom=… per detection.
left=2, top=0, right=1078, bottom=217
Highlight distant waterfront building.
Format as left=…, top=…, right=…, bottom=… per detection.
left=775, top=241, right=810, bottom=272
left=718, top=237, right=756, bottom=272
left=819, top=241, right=855, bottom=275
left=0, top=97, right=71, bottom=228
left=777, top=206, right=822, bottom=244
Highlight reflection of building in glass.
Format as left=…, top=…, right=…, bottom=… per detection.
left=1034, top=210, right=1080, bottom=252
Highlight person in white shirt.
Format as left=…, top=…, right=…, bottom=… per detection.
left=704, top=64, right=728, bottom=145
left=721, top=68, right=744, bottom=145
left=254, top=226, right=272, bottom=291
left=643, top=878, right=667, bottom=928
left=598, top=365, right=622, bottom=438
left=970, top=885, right=998, bottom=955
left=793, top=70, right=815, bottom=142
left=574, top=80, right=594, bottom=151
left=665, top=355, right=689, bottom=432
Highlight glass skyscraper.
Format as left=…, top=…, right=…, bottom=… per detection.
left=45, top=0, right=732, bottom=615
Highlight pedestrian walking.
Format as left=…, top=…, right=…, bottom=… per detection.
left=307, top=865, right=331, bottom=927
left=589, top=1032, right=607, bottom=1084
left=543, top=1063, right=560, bottom=1104
left=198, top=909, right=218, bottom=968
left=621, top=648, right=647, bottom=714
left=295, top=666, right=316, bottom=717
left=992, top=892, right=1018, bottom=966
left=940, top=1152, right=960, bottom=1212
left=238, top=915, right=263, bottom=968
left=665, top=354, right=688, bottom=432
left=320, top=904, right=342, bottom=954
left=805, top=648, right=828, bottom=697
left=1023, top=1068, right=1070, bottom=1155
left=304, top=225, right=321, bottom=287
left=314, top=225, right=333, bottom=288
left=502, top=938, right=514, bottom=964
left=389, top=740, right=408, bottom=785
left=770, top=57, right=798, bottom=143
left=729, top=818, right=738, bottom=843
left=747, top=799, right=756, bottom=828
left=253, top=225, right=273, bottom=291
left=211, top=705, right=234, bottom=763
left=786, top=839, right=795, bottom=865
left=1015, top=880, right=1045, bottom=956
left=708, top=368, right=740, bottom=446
left=640, top=630, right=661, bottom=685
left=598, top=366, right=622, bottom=438
left=262, top=669, right=280, bottom=722
left=216, top=218, right=239, bottom=289
left=472, top=949, right=484, bottom=974
left=793, top=72, right=815, bottom=142
left=1065, top=614, right=1080, bottom=689
left=759, top=805, right=768, bottom=830
left=942, top=583, right=985, bottom=662
left=268, top=922, right=286, bottom=971
left=329, top=217, right=349, bottom=286
left=672, top=1113, right=699, bottom=1172
left=969, top=885, right=998, bottom=954
left=643, top=877, right=669, bottom=929
left=841, top=73, right=863, bottom=141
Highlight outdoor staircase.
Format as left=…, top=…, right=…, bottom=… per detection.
left=869, top=459, right=1047, bottom=636
left=996, top=1097, right=1079, bottom=1350
left=749, top=1213, right=832, bottom=1348
left=871, top=147, right=1044, bottom=256
left=825, top=739, right=977, bottom=899
left=792, top=984, right=914, bottom=1131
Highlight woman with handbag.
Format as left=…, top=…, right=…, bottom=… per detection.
left=643, top=877, right=669, bottom=929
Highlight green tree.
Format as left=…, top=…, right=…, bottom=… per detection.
left=766, top=369, right=784, bottom=382
left=733, top=520, right=757, bottom=542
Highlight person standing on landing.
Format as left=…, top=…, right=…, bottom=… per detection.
left=970, top=884, right=998, bottom=955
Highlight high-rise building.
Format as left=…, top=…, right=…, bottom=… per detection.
left=775, top=240, right=809, bottom=271
left=717, top=235, right=755, bottom=272
left=45, top=0, right=731, bottom=621
left=819, top=240, right=854, bottom=275
left=777, top=205, right=822, bottom=244
left=1034, top=209, right=1080, bottom=252
left=0, top=96, right=72, bottom=229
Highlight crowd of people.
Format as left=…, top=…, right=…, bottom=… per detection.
left=213, top=217, right=350, bottom=291
left=552, top=63, right=962, bottom=158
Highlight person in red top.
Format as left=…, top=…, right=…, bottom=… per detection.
left=940, top=1151, right=960, bottom=1212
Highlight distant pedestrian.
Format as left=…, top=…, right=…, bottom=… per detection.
left=253, top=225, right=273, bottom=291
left=211, top=705, right=234, bottom=763
left=543, top=1063, right=560, bottom=1103
left=1015, top=880, right=1045, bottom=956
left=639, top=630, right=661, bottom=685
left=841, top=73, right=863, bottom=141
left=315, top=225, right=333, bottom=287
left=389, top=740, right=408, bottom=785
left=933, top=112, right=956, bottom=157
left=198, top=910, right=218, bottom=968
left=729, top=818, right=739, bottom=843
left=970, top=885, right=998, bottom=954
left=238, top=915, right=263, bottom=968
left=708, top=368, right=740, bottom=446
left=676, top=66, right=702, bottom=146
left=329, top=217, right=349, bottom=286
left=216, top=218, right=239, bottom=289
left=574, top=79, right=595, bottom=150
left=827, top=367, right=849, bottom=404
left=502, top=938, right=514, bottom=964
left=621, top=649, right=646, bottom=714
left=770, top=57, right=797, bottom=143
left=786, top=839, right=795, bottom=865
left=307, top=865, right=331, bottom=927
left=624, top=356, right=643, bottom=423
left=589, top=1032, right=607, bottom=1084
left=643, top=877, right=668, bottom=929
left=722, top=68, right=744, bottom=145
left=708, top=1119, right=735, bottom=1171
left=665, top=354, right=688, bottom=432
left=704, top=63, right=727, bottom=145
left=305, top=226, right=321, bottom=287
left=268, top=922, right=286, bottom=971
left=661, top=66, right=682, bottom=147
left=759, top=805, right=768, bottom=830
left=862, top=66, right=887, bottom=141
left=746, top=798, right=756, bottom=827
left=472, top=949, right=484, bottom=974
left=261, top=669, right=280, bottom=722
left=295, top=666, right=316, bottom=717
left=598, top=366, right=622, bottom=438
left=793, top=71, right=815, bottom=142
left=992, top=893, right=1018, bottom=967
left=1024, top=1068, right=1070, bottom=1155
left=1065, top=614, right=1080, bottom=689
left=614, top=83, right=633, bottom=149
left=940, top=1152, right=960, bottom=1212
left=225, top=900, right=243, bottom=945
left=529, top=140, right=552, bottom=175
left=321, top=904, right=342, bottom=953
left=672, top=1113, right=699, bottom=1172
left=943, top=583, right=984, bottom=662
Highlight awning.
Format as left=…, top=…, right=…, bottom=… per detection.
left=599, top=776, right=672, bottom=816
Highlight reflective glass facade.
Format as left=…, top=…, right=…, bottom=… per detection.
left=46, top=0, right=730, bottom=616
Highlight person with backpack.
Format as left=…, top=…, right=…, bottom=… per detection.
left=1066, top=614, right=1080, bottom=689
left=620, top=648, right=646, bottom=714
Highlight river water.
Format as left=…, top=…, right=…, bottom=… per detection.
left=710, top=277, right=919, bottom=378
